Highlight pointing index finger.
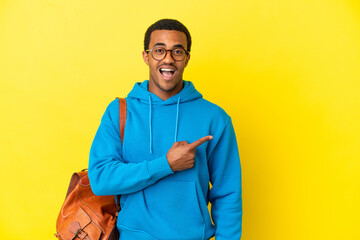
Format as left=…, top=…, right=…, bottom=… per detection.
left=189, top=135, right=213, bottom=149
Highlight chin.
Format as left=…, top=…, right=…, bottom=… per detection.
left=160, top=83, right=177, bottom=92
left=159, top=79, right=178, bottom=89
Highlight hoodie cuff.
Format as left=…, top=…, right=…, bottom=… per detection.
left=147, top=155, right=174, bottom=180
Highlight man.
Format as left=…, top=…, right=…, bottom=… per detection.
left=88, top=19, right=242, bottom=240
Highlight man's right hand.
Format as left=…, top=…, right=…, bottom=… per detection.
left=166, top=135, right=213, bottom=172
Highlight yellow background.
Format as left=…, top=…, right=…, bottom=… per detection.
left=1, top=0, right=359, bottom=239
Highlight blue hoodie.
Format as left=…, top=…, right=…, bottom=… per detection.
left=89, top=80, right=242, bottom=240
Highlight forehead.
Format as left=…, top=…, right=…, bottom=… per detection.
left=149, top=30, right=187, bottom=49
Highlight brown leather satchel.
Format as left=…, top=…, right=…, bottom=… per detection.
left=55, top=97, right=127, bottom=240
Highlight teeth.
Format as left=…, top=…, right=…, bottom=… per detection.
left=160, top=69, right=174, bottom=72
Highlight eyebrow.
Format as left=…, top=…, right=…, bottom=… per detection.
left=152, top=42, right=186, bottom=50
left=153, top=42, right=166, bottom=47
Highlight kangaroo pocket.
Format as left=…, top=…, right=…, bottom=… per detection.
left=117, top=181, right=205, bottom=240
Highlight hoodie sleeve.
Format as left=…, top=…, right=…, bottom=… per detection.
left=208, top=119, right=243, bottom=240
left=88, top=100, right=174, bottom=196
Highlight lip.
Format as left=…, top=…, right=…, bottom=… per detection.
left=158, top=65, right=176, bottom=71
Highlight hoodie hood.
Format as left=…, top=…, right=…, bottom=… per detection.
left=127, top=80, right=202, bottom=105
left=127, top=80, right=203, bottom=154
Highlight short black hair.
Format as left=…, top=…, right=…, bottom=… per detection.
left=144, top=19, right=192, bottom=52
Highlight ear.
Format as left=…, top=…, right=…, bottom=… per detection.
left=184, top=53, right=191, bottom=67
left=142, top=51, right=149, bottom=65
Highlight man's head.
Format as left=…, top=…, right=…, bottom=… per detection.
left=143, top=19, right=192, bottom=100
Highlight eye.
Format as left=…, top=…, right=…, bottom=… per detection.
left=173, top=49, right=184, bottom=55
left=154, top=48, right=165, bottom=54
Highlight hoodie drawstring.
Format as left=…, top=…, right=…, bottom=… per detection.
left=148, top=94, right=153, bottom=154
left=147, top=95, right=181, bottom=154
left=174, top=96, right=181, bottom=143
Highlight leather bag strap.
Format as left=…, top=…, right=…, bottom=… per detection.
left=115, top=97, right=127, bottom=213
left=117, top=97, right=127, bottom=145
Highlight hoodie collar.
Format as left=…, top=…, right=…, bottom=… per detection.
left=127, top=80, right=202, bottom=105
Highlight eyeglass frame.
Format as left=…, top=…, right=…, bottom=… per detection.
left=145, top=46, right=190, bottom=61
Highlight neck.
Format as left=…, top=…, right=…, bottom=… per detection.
left=148, top=80, right=184, bottom=101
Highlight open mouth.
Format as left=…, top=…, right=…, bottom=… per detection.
left=159, top=68, right=175, bottom=80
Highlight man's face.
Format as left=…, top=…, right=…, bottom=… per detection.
left=143, top=30, right=190, bottom=98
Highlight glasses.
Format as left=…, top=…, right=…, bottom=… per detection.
left=146, top=46, right=189, bottom=61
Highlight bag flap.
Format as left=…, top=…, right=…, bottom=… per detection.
left=56, top=207, right=102, bottom=240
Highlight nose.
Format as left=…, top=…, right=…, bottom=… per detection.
left=163, top=50, right=175, bottom=63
